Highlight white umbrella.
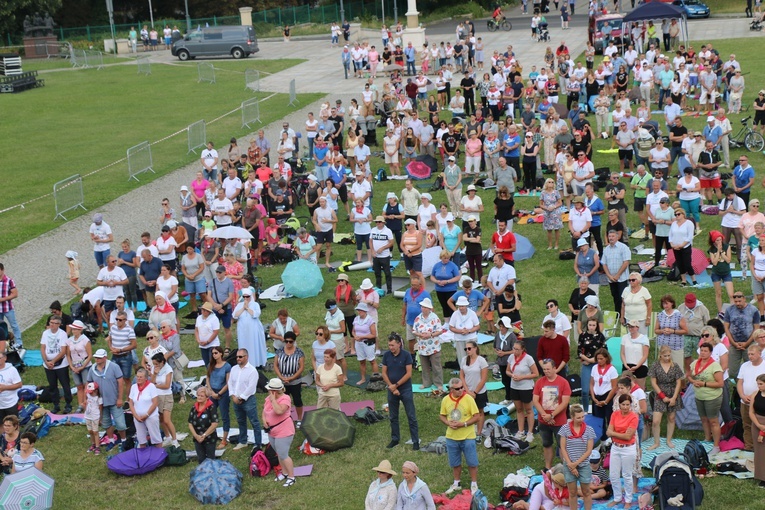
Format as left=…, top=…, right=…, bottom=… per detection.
left=207, top=226, right=253, bottom=240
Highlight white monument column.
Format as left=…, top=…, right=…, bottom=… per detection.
left=402, top=0, right=426, bottom=48
left=239, top=7, right=253, bottom=26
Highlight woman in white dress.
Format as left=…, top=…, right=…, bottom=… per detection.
left=232, top=289, right=267, bottom=368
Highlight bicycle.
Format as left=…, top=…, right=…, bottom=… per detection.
left=728, top=115, right=765, bottom=153
left=487, top=16, right=512, bottom=32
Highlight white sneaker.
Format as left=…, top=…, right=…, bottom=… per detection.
left=172, top=440, right=180, bottom=448
left=233, top=443, right=247, bottom=451
left=471, top=482, right=478, bottom=495
left=161, top=437, right=172, bottom=447
left=499, top=400, right=511, bottom=406
left=709, top=446, right=720, bottom=456
left=445, top=482, right=461, bottom=495
left=525, top=432, right=534, bottom=443
left=514, top=430, right=526, bottom=440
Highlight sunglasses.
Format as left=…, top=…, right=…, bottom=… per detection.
left=701, top=333, right=711, bottom=338
left=236, top=355, right=246, bottom=359
left=675, top=213, right=683, bottom=217
left=116, top=318, right=126, bottom=322
left=451, top=386, right=464, bottom=391
left=466, top=347, right=474, bottom=351
left=285, top=340, right=295, bottom=344
left=629, top=278, right=638, bottom=282
left=628, top=325, right=639, bottom=328
left=547, top=304, right=556, bottom=308
left=316, top=332, right=324, bottom=336
left=734, top=295, right=745, bottom=298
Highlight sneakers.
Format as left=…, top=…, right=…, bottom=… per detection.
left=525, top=432, right=534, bottom=443
left=162, top=437, right=173, bottom=447
left=499, top=400, right=511, bottom=406
left=295, top=421, right=302, bottom=429
left=275, top=473, right=286, bottom=482
left=445, top=482, right=462, bottom=495
left=172, top=440, right=180, bottom=448
left=471, top=482, right=479, bottom=495
left=233, top=443, right=247, bottom=451
left=514, top=430, right=526, bottom=440
left=386, top=440, right=399, bottom=449
left=117, top=442, right=125, bottom=453
left=282, top=477, right=296, bottom=487
left=94, top=447, right=101, bottom=456
left=709, top=446, right=720, bottom=456
left=87, top=445, right=95, bottom=453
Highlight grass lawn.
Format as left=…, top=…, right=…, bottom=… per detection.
left=10, top=37, right=765, bottom=508
left=704, top=0, right=749, bottom=14
left=0, top=58, right=315, bottom=253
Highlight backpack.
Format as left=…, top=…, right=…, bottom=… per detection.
left=22, top=414, right=51, bottom=439
left=470, top=488, right=489, bottom=510
left=17, top=388, right=36, bottom=402
left=262, top=443, right=280, bottom=471
left=249, top=449, right=272, bottom=477
left=354, top=406, right=386, bottom=425
left=376, top=168, right=388, bottom=182
left=421, top=436, right=447, bottom=455
left=667, top=265, right=682, bottom=282
left=499, top=486, right=529, bottom=504
left=134, top=322, right=151, bottom=338
left=366, top=378, right=387, bottom=392
left=18, top=403, right=42, bottom=426
left=683, top=439, right=709, bottom=469
left=430, top=176, right=445, bottom=191
left=164, top=445, right=188, bottom=466
left=493, top=427, right=531, bottom=455
left=721, top=415, right=743, bottom=441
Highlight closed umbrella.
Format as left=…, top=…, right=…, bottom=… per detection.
left=513, top=233, right=536, bottom=261
left=300, top=407, right=356, bottom=451
left=383, top=63, right=404, bottom=72
left=207, top=226, right=253, bottom=239
left=0, top=467, right=55, bottom=509
left=106, top=446, right=168, bottom=476
left=665, top=247, right=708, bottom=276
left=189, top=459, right=243, bottom=505
left=281, top=259, right=324, bottom=298
left=551, top=102, right=569, bottom=118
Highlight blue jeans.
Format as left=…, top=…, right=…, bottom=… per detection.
left=200, top=347, right=213, bottom=367
left=94, top=250, right=110, bottom=268
left=211, top=389, right=231, bottom=432
left=580, top=363, right=594, bottom=411
left=111, top=354, right=133, bottom=380
left=0, top=310, right=21, bottom=346
left=406, top=61, right=416, bottom=76
left=388, top=387, right=419, bottom=444
left=670, top=146, right=683, bottom=167
left=234, top=394, right=262, bottom=445
left=203, top=168, right=218, bottom=183
left=680, top=197, right=700, bottom=223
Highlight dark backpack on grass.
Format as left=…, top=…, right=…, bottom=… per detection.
left=354, top=406, right=385, bottom=425
left=492, top=427, right=531, bottom=455
left=164, top=445, right=188, bottom=466
left=683, top=439, right=709, bottom=469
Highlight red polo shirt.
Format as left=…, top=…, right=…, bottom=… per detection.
left=492, top=230, right=517, bottom=263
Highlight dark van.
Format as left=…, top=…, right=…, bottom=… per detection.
left=171, top=25, right=259, bottom=61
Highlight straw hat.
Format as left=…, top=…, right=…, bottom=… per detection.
left=372, top=460, right=397, bottom=476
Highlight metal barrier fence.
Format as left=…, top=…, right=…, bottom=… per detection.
left=187, top=120, right=207, bottom=154
left=127, top=141, right=154, bottom=181
left=84, top=50, right=104, bottom=70
left=53, top=174, right=86, bottom=220
left=241, top=98, right=261, bottom=128
left=244, top=69, right=260, bottom=92
left=137, top=57, right=151, bottom=75
left=198, top=62, right=216, bottom=84
left=70, top=48, right=85, bottom=67
left=45, top=41, right=71, bottom=59
left=288, top=79, right=299, bottom=106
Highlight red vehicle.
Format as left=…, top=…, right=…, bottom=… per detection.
left=588, top=13, right=625, bottom=54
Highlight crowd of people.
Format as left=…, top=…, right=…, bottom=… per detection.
left=3, top=1, right=765, bottom=505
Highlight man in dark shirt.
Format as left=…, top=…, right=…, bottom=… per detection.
left=138, top=250, right=163, bottom=308
left=460, top=74, right=476, bottom=116
left=47, top=300, right=73, bottom=333
left=668, top=117, right=688, bottom=170
left=381, top=332, right=419, bottom=450
left=442, top=126, right=460, bottom=161
left=328, top=110, right=344, bottom=148
left=536, top=320, right=570, bottom=375
left=604, top=173, right=628, bottom=241
left=521, top=103, right=537, bottom=132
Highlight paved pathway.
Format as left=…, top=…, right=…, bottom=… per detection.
left=3, top=11, right=760, bottom=334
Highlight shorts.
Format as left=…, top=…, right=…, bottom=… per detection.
left=699, top=89, right=718, bottom=105
left=94, top=250, right=110, bottom=267
left=483, top=311, right=495, bottom=322
left=101, top=404, right=127, bottom=431
left=753, top=277, right=765, bottom=296
left=404, top=254, right=423, bottom=272
left=164, top=36, right=171, bottom=45
left=710, top=272, right=732, bottom=283
left=633, top=197, right=646, bottom=212
left=509, top=387, right=534, bottom=403
left=315, top=164, right=329, bottom=183
left=86, top=418, right=100, bottom=432
left=446, top=437, right=479, bottom=468
left=157, top=394, right=174, bottom=414
left=405, top=324, right=415, bottom=342
left=539, top=423, right=562, bottom=448
left=315, top=230, right=334, bottom=244
left=215, top=307, right=232, bottom=329
left=72, top=368, right=89, bottom=386
left=151, top=39, right=158, bottom=47
left=385, top=153, right=400, bottom=164
left=474, top=391, right=488, bottom=411
left=648, top=221, right=657, bottom=235
left=268, top=434, right=294, bottom=460
left=111, top=354, right=134, bottom=380
left=618, top=150, right=634, bottom=161
left=355, top=340, right=377, bottom=361
left=700, top=177, right=722, bottom=189
left=625, top=363, right=648, bottom=379
left=696, top=394, right=723, bottom=419
left=563, top=462, right=593, bottom=484
left=185, top=279, right=207, bottom=295
left=683, top=335, right=699, bottom=358
left=355, top=233, right=370, bottom=251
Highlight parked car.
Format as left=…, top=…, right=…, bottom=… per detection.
left=671, top=0, right=710, bottom=18
left=589, top=13, right=626, bottom=54
left=171, top=25, right=259, bottom=61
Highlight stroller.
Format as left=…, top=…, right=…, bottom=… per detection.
left=751, top=17, right=763, bottom=31
left=651, top=451, right=704, bottom=510
left=374, top=99, right=395, bottom=127
left=537, top=22, right=550, bottom=42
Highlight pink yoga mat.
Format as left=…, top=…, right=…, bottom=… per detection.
left=293, top=465, right=313, bottom=477
left=291, top=400, right=375, bottom=421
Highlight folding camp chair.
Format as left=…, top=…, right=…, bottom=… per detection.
left=602, top=310, right=620, bottom=339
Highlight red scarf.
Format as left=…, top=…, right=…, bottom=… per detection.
left=355, top=204, right=365, bottom=215
left=448, top=392, right=465, bottom=414
left=567, top=419, right=586, bottom=439
left=694, top=357, right=714, bottom=377
left=155, top=296, right=175, bottom=314
left=336, top=284, right=352, bottom=304
left=630, top=384, right=641, bottom=394
left=362, top=289, right=375, bottom=300
left=597, top=364, right=613, bottom=386
left=408, top=287, right=425, bottom=302
left=510, top=352, right=526, bottom=374
left=136, top=380, right=150, bottom=400
left=162, top=328, right=178, bottom=340
left=195, top=398, right=214, bottom=417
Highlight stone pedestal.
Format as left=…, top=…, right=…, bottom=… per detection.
left=405, top=0, right=420, bottom=29
left=104, top=38, right=130, bottom=54
left=240, top=7, right=253, bottom=26
left=402, top=27, right=426, bottom=49
left=23, top=35, right=58, bottom=59
left=349, top=22, right=362, bottom=41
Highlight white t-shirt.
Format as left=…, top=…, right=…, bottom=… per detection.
left=719, top=195, right=746, bottom=229
left=417, top=203, right=437, bottom=231
left=306, top=119, right=318, bottom=139
left=738, top=361, right=765, bottom=401
left=82, top=286, right=105, bottom=306
left=195, top=314, right=221, bottom=349
left=543, top=313, right=572, bottom=341
left=90, top=222, right=112, bottom=252
left=109, top=308, right=135, bottom=327
left=222, top=176, right=243, bottom=200
left=591, top=364, right=619, bottom=395
left=154, top=363, right=174, bottom=396
left=156, top=276, right=179, bottom=303
left=201, top=148, right=219, bottom=170
left=211, top=198, right=234, bottom=225
left=460, top=355, right=489, bottom=394
left=677, top=176, right=701, bottom=201
left=621, top=334, right=649, bottom=366
left=370, top=226, right=395, bottom=259
left=155, top=235, right=178, bottom=262
left=646, top=191, right=669, bottom=218
left=507, top=353, right=536, bottom=390
left=40, top=328, right=69, bottom=369
left=129, top=382, right=159, bottom=417
left=449, top=310, right=480, bottom=342
left=97, top=266, right=127, bottom=301
left=0, top=364, right=21, bottom=408
left=351, top=180, right=372, bottom=207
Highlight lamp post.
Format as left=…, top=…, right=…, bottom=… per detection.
left=105, top=0, right=116, bottom=53
left=394, top=0, right=399, bottom=24
left=148, top=0, right=155, bottom=28
left=184, top=0, right=191, bottom=33
left=339, top=0, right=345, bottom=25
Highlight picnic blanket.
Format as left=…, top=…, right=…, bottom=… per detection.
left=367, top=260, right=401, bottom=272
left=639, top=437, right=713, bottom=470
left=22, top=350, right=43, bottom=367
left=709, top=448, right=754, bottom=479
left=412, top=381, right=505, bottom=394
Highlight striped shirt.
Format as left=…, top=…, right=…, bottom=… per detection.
left=558, top=422, right=596, bottom=468
left=0, top=275, right=15, bottom=313
left=109, top=325, right=136, bottom=353
left=276, top=347, right=305, bottom=386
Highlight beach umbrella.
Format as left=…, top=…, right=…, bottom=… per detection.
left=665, top=247, right=708, bottom=276
left=189, top=459, right=243, bottom=505
left=513, top=233, right=536, bottom=261
left=207, top=226, right=253, bottom=239
left=406, top=154, right=438, bottom=180
left=383, top=63, right=404, bottom=72
left=281, top=259, right=324, bottom=298
left=551, top=102, right=569, bottom=118
left=0, top=467, right=54, bottom=509
left=300, top=407, right=356, bottom=452
left=106, top=446, right=168, bottom=476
